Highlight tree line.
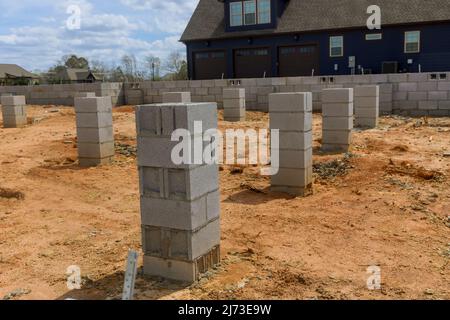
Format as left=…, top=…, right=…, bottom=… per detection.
left=43, top=52, right=188, bottom=83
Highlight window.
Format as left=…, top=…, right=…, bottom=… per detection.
left=366, top=33, right=382, bottom=41
left=405, top=31, right=420, bottom=53
left=230, top=2, right=243, bottom=27
left=244, top=0, right=256, bottom=25
left=258, top=0, right=271, bottom=24
left=229, top=0, right=271, bottom=27
left=330, top=36, right=344, bottom=57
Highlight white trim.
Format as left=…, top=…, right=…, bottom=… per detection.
left=366, top=33, right=383, bottom=41
left=404, top=31, right=421, bottom=53
left=330, top=36, right=344, bottom=57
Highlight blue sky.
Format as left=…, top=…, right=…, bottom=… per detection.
left=0, top=0, right=199, bottom=72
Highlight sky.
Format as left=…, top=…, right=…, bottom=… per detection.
left=0, top=0, right=199, bottom=72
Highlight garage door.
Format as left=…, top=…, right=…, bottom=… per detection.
left=234, top=48, right=271, bottom=79
left=278, top=45, right=319, bottom=77
left=193, top=51, right=226, bottom=80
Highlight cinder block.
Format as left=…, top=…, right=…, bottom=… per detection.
left=322, top=130, right=352, bottom=146
left=355, top=96, right=379, bottom=108
left=77, top=126, right=114, bottom=143
left=355, top=117, right=378, bottom=128
left=322, top=103, right=354, bottom=117
left=74, top=96, right=112, bottom=113
left=270, top=112, right=312, bottom=132
left=277, top=149, right=313, bottom=169
left=271, top=167, right=313, bottom=188
left=74, top=92, right=96, bottom=98
left=1, top=95, right=26, bottom=106
left=143, top=245, right=220, bottom=283
left=223, top=88, right=245, bottom=99
left=1, top=105, right=26, bottom=117
left=140, top=165, right=219, bottom=201
left=322, top=88, right=353, bottom=103
left=223, top=98, right=245, bottom=110
left=76, top=111, right=113, bottom=128
left=140, top=190, right=220, bottom=231
left=224, top=108, right=245, bottom=119
left=355, top=107, right=379, bottom=118
left=142, top=218, right=220, bottom=261
left=269, top=92, right=312, bottom=112
left=2, top=116, right=27, bottom=128
left=354, top=85, right=379, bottom=97
left=136, top=103, right=218, bottom=138
left=278, top=131, right=313, bottom=150
left=322, top=116, right=353, bottom=130
left=77, top=141, right=115, bottom=159
left=162, top=92, right=191, bottom=103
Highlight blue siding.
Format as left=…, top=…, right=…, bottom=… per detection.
left=185, top=22, right=450, bottom=79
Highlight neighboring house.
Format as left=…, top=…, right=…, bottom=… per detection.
left=181, top=0, right=450, bottom=80
left=0, top=64, right=38, bottom=85
left=53, top=68, right=104, bottom=84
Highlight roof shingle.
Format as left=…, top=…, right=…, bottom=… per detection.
left=181, top=0, right=450, bottom=42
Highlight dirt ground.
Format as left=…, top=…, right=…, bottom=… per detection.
left=0, top=105, right=449, bottom=300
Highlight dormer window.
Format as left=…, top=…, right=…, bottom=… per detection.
left=229, top=0, right=271, bottom=27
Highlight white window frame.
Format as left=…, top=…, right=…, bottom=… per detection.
left=330, top=36, right=344, bottom=57
left=230, top=2, right=243, bottom=27
left=404, top=31, right=420, bottom=53
left=243, top=0, right=257, bottom=26
left=366, top=33, right=382, bottom=41
left=257, top=0, right=271, bottom=24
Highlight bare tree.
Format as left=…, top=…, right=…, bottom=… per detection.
left=164, top=52, right=188, bottom=80
left=144, top=55, right=161, bottom=81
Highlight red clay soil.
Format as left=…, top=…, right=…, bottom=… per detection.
left=0, top=106, right=448, bottom=300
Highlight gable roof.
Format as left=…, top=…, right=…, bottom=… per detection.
left=0, top=64, right=37, bottom=79
left=181, top=0, right=450, bottom=42
left=56, top=68, right=103, bottom=81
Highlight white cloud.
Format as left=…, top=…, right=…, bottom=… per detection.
left=0, top=0, right=194, bottom=71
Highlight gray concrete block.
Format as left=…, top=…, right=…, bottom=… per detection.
left=322, top=88, right=353, bottom=103
left=322, top=103, right=354, bottom=117
left=270, top=112, right=313, bottom=132
left=355, top=96, right=379, bottom=108
left=322, top=130, right=352, bottom=145
left=355, top=117, right=378, bottom=128
left=143, top=245, right=220, bottom=283
left=140, top=190, right=219, bottom=231
left=271, top=167, right=313, bottom=188
left=77, top=126, right=114, bottom=143
left=76, top=111, right=113, bottom=128
left=354, top=107, right=379, bottom=118
left=140, top=165, right=219, bottom=201
left=77, top=141, right=115, bottom=159
left=142, top=218, right=220, bottom=261
left=74, top=92, right=96, bottom=98
left=162, top=92, right=191, bottom=103
left=136, top=103, right=218, bottom=138
left=322, top=116, right=353, bottom=130
left=269, top=92, right=312, bottom=112
left=223, top=88, right=245, bottom=99
left=224, top=107, right=245, bottom=118
left=355, top=85, right=379, bottom=97
left=223, top=98, right=245, bottom=110
left=1, top=95, right=26, bottom=106
left=277, top=149, right=313, bottom=169
left=74, top=96, right=112, bottom=113
left=278, top=131, right=313, bottom=150
left=2, top=115, right=27, bottom=128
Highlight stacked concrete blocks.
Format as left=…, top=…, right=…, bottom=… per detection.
left=322, top=88, right=354, bottom=153
left=354, top=85, right=380, bottom=128
left=269, top=92, right=313, bottom=196
left=136, top=102, right=221, bottom=283
left=0, top=95, right=27, bottom=128
left=74, top=93, right=115, bottom=167
left=162, top=92, right=192, bottom=103
left=223, top=88, right=246, bottom=122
